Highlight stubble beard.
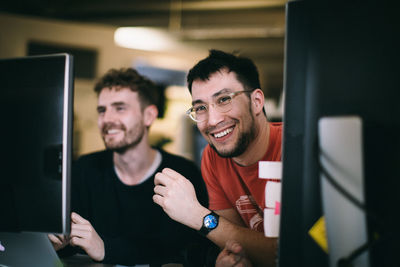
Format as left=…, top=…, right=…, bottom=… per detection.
left=102, top=124, right=145, bottom=154
left=209, top=112, right=256, bottom=158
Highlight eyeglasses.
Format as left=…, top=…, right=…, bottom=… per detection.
left=186, top=90, right=253, bottom=122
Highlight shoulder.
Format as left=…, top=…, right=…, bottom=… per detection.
left=159, top=149, right=195, bottom=165
left=71, top=150, right=113, bottom=189
left=266, top=122, right=283, bottom=160
left=270, top=121, right=283, bottom=130
left=74, top=150, right=112, bottom=171
left=269, top=122, right=283, bottom=140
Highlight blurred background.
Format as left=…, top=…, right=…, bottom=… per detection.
left=0, top=0, right=287, bottom=164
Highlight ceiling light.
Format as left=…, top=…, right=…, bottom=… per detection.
left=114, top=27, right=179, bottom=51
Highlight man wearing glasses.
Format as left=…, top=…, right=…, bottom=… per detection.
left=153, top=50, right=282, bottom=267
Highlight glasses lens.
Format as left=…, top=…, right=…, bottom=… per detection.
left=195, top=111, right=206, bottom=122
left=187, top=91, right=248, bottom=122
left=187, top=108, right=202, bottom=122
left=190, top=110, right=198, bottom=121
left=216, top=94, right=233, bottom=113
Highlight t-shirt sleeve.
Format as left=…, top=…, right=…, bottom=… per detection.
left=201, top=146, right=232, bottom=210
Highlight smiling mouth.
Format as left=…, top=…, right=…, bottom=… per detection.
left=107, top=129, right=121, bottom=134
left=213, top=127, right=234, bottom=138
left=103, top=128, right=124, bottom=136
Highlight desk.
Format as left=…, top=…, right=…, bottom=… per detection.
left=62, top=254, right=183, bottom=267
left=62, top=254, right=113, bottom=267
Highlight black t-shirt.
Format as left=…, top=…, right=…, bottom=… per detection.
left=60, top=149, right=211, bottom=266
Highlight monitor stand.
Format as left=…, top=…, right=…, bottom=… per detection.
left=318, top=116, right=370, bottom=267
left=0, top=231, right=62, bottom=267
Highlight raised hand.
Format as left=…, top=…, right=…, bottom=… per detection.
left=153, top=168, right=209, bottom=230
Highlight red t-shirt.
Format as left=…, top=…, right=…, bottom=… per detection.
left=201, top=122, right=282, bottom=233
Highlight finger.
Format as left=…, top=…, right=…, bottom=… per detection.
left=71, top=212, right=89, bottom=225
left=233, top=244, right=245, bottom=256
left=216, top=247, right=230, bottom=259
left=152, top=194, right=164, bottom=207
left=226, top=240, right=244, bottom=254
left=69, top=236, right=86, bottom=248
left=70, top=224, right=94, bottom=239
left=162, top=168, right=186, bottom=180
left=233, top=254, right=243, bottom=265
left=54, top=234, right=63, bottom=242
left=70, top=228, right=84, bottom=239
left=216, top=252, right=240, bottom=267
left=154, top=172, right=171, bottom=186
left=71, top=223, right=91, bottom=234
left=154, top=184, right=167, bottom=197
left=48, top=234, right=62, bottom=244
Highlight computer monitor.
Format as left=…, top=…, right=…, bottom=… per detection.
left=279, top=2, right=400, bottom=267
left=0, top=54, right=74, bottom=265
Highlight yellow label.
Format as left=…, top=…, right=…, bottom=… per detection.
left=308, top=216, right=329, bottom=253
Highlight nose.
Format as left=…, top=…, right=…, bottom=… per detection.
left=102, top=109, right=114, bottom=122
left=206, top=104, right=224, bottom=126
left=98, top=109, right=116, bottom=127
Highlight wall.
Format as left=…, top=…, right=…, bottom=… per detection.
left=0, top=13, right=207, bottom=158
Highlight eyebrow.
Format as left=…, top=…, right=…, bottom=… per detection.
left=111, top=101, right=127, bottom=107
left=96, top=101, right=128, bottom=110
left=191, top=88, right=232, bottom=105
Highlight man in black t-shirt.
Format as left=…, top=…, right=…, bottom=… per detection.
left=49, top=68, right=212, bottom=266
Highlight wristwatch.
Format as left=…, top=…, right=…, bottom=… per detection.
left=199, top=211, right=219, bottom=236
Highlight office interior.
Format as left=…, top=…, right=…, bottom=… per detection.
left=1, top=1, right=399, bottom=267
left=0, top=0, right=286, bottom=164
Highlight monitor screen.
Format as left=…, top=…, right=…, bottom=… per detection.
left=0, top=54, right=73, bottom=234
left=279, top=2, right=400, bottom=267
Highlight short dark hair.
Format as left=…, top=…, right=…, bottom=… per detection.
left=187, top=49, right=261, bottom=93
left=94, top=68, right=159, bottom=110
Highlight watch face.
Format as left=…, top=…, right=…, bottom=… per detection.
left=204, top=214, right=218, bottom=229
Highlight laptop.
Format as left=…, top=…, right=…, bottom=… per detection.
left=0, top=232, right=62, bottom=267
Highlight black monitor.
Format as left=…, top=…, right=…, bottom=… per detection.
left=0, top=54, right=74, bottom=265
left=279, top=2, right=400, bottom=267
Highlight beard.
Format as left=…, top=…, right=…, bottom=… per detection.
left=102, top=122, right=145, bottom=153
left=209, top=113, right=256, bottom=158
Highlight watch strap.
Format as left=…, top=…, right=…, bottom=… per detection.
left=199, top=211, right=219, bottom=236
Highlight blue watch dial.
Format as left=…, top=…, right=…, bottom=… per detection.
left=204, top=214, right=218, bottom=229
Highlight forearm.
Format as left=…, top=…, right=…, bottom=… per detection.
left=184, top=205, right=277, bottom=267
left=153, top=169, right=277, bottom=266
left=207, top=217, right=277, bottom=267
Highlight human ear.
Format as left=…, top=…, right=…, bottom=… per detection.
left=251, top=89, right=265, bottom=114
left=143, top=104, right=158, bottom=126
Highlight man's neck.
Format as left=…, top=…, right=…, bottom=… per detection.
left=113, top=142, right=157, bottom=185
left=233, top=117, right=270, bottom=166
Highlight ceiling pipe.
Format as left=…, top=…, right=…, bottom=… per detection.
left=66, top=0, right=286, bottom=13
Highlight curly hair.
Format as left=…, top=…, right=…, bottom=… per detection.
left=94, top=68, right=159, bottom=110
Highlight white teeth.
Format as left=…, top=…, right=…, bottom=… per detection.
left=107, top=129, right=121, bottom=134
left=214, top=128, right=233, bottom=138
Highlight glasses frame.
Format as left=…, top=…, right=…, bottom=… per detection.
left=186, top=90, right=253, bottom=122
